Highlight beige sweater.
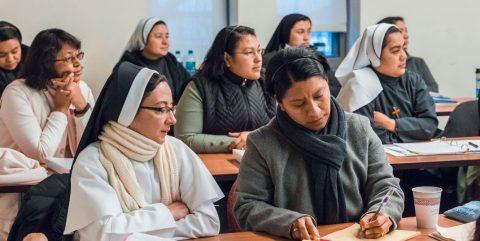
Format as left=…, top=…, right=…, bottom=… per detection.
left=0, top=79, right=95, bottom=162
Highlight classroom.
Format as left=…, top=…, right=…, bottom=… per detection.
left=1, top=0, right=480, bottom=241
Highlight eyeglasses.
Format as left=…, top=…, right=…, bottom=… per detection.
left=232, top=48, right=264, bottom=58
left=140, top=105, right=176, bottom=116
left=55, top=51, right=85, bottom=63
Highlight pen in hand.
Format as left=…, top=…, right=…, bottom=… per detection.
left=358, top=187, right=395, bottom=238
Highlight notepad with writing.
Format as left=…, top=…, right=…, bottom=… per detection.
left=323, top=223, right=420, bottom=241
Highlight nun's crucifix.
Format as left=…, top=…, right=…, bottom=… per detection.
left=391, top=107, right=401, bottom=119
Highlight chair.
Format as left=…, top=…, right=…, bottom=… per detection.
left=443, top=100, right=479, bottom=137
left=226, top=180, right=241, bottom=232
left=443, top=100, right=480, bottom=203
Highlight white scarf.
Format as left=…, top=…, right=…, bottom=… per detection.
left=335, top=23, right=397, bottom=112
left=98, top=121, right=179, bottom=212
left=125, top=17, right=162, bottom=52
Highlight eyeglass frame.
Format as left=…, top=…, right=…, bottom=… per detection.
left=231, top=48, right=264, bottom=58
left=139, top=105, right=176, bottom=116
left=54, top=51, right=85, bottom=63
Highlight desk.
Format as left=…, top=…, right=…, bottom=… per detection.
left=435, top=97, right=476, bottom=116
left=200, top=137, right=480, bottom=178
left=199, top=154, right=239, bottom=182
left=192, top=216, right=463, bottom=240
left=388, top=136, right=480, bottom=170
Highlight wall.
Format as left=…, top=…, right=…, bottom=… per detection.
left=229, top=0, right=277, bottom=48
left=358, top=0, right=480, bottom=98
left=1, top=0, right=149, bottom=97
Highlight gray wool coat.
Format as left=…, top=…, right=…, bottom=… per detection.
left=234, top=112, right=404, bottom=238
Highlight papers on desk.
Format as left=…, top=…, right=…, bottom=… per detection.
left=232, top=149, right=245, bottom=162
left=323, top=223, right=420, bottom=241
left=431, top=221, right=476, bottom=241
left=384, top=140, right=480, bottom=156
left=44, top=157, right=73, bottom=174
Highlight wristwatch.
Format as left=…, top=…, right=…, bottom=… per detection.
left=74, top=103, right=90, bottom=116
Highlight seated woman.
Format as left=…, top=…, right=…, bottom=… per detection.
left=119, top=17, right=190, bottom=104
left=0, top=21, right=28, bottom=96
left=175, top=26, right=275, bottom=153
left=377, top=16, right=439, bottom=93
left=0, top=28, right=94, bottom=162
left=336, top=23, right=438, bottom=144
left=64, top=62, right=224, bottom=240
left=263, top=13, right=341, bottom=97
left=234, top=47, right=404, bottom=240
left=0, top=29, right=94, bottom=240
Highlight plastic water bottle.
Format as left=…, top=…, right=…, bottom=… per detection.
left=175, top=50, right=183, bottom=65
left=476, top=68, right=480, bottom=98
left=185, top=50, right=196, bottom=76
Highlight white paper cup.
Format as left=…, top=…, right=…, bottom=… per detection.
left=412, top=186, right=442, bottom=228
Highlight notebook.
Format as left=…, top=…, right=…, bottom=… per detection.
left=384, top=139, right=480, bottom=156
left=323, top=223, right=420, bottom=241
left=433, top=221, right=476, bottom=241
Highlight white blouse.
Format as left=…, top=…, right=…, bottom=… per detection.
left=65, top=136, right=224, bottom=241
left=0, top=79, right=95, bottom=162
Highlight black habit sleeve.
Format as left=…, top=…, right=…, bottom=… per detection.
left=354, top=72, right=438, bottom=144
left=394, top=76, right=438, bottom=142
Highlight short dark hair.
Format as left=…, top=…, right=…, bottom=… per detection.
left=382, top=26, right=402, bottom=49
left=265, top=46, right=330, bottom=101
left=21, top=28, right=81, bottom=90
left=0, top=21, right=22, bottom=43
left=377, top=16, right=405, bottom=25
left=197, top=25, right=255, bottom=80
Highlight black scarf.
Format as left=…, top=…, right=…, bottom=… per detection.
left=275, top=97, right=348, bottom=224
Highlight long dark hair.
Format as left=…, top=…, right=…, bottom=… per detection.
left=0, top=21, right=22, bottom=43
left=265, top=13, right=311, bottom=53
left=197, top=25, right=255, bottom=80
left=21, top=28, right=81, bottom=90
left=265, top=46, right=329, bottom=101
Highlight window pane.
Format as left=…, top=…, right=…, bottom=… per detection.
left=311, top=31, right=341, bottom=57
left=149, top=0, right=227, bottom=64
left=276, top=0, right=347, bottom=32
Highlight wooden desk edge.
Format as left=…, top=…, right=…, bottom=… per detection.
left=192, top=216, right=463, bottom=240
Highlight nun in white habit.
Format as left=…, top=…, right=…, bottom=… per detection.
left=64, top=62, right=224, bottom=241
left=335, top=23, right=437, bottom=144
